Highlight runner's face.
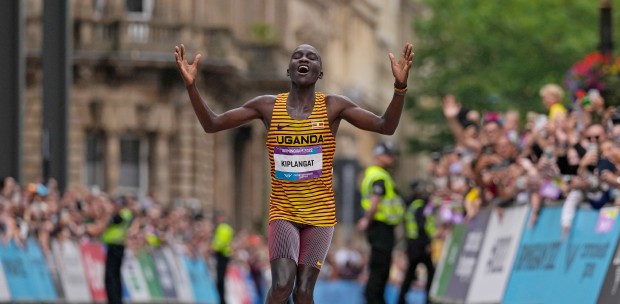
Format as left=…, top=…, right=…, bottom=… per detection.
left=288, top=45, right=322, bottom=86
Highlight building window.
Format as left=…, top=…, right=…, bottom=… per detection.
left=93, top=0, right=106, bottom=19
left=84, top=131, right=105, bottom=189
left=125, top=0, right=153, bottom=20
left=118, top=136, right=149, bottom=196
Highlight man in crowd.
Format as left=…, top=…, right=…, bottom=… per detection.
left=357, top=142, right=405, bottom=304
left=211, top=211, right=234, bottom=304
left=398, top=181, right=436, bottom=304
left=102, top=196, right=136, bottom=304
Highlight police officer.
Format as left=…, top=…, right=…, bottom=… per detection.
left=212, top=211, right=234, bottom=304
left=397, top=181, right=436, bottom=304
left=102, top=196, right=135, bottom=304
left=358, top=142, right=405, bottom=304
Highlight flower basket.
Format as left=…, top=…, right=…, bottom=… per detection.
left=565, top=52, right=620, bottom=106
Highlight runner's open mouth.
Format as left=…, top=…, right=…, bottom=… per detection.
left=298, top=65, right=309, bottom=73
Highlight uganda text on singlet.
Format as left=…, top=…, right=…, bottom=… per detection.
left=266, top=93, right=337, bottom=226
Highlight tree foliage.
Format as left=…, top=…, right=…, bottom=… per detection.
left=408, top=0, right=619, bottom=151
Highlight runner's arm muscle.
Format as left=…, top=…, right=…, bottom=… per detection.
left=333, top=94, right=405, bottom=135
left=186, top=85, right=270, bottom=133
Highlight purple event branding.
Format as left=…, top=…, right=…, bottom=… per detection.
left=274, top=145, right=323, bottom=181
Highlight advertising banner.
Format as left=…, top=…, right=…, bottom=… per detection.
left=161, top=247, right=194, bottom=303
left=80, top=241, right=107, bottom=301
left=52, top=240, right=92, bottom=302
left=136, top=251, right=164, bottom=299
left=182, top=255, right=220, bottom=304
left=44, top=250, right=64, bottom=299
left=596, top=207, right=620, bottom=303
left=23, top=238, right=57, bottom=301
left=467, top=205, right=528, bottom=303
left=504, top=206, right=620, bottom=304
left=598, top=231, right=620, bottom=304
left=0, top=256, right=11, bottom=302
left=0, top=240, right=37, bottom=300
left=444, top=209, right=491, bottom=300
left=226, top=265, right=253, bottom=304
left=151, top=249, right=177, bottom=299
left=431, top=223, right=466, bottom=300
left=121, top=250, right=150, bottom=302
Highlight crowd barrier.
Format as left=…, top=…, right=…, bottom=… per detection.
left=0, top=239, right=262, bottom=304
left=430, top=204, right=620, bottom=304
left=0, top=236, right=430, bottom=304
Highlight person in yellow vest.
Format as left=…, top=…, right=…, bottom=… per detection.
left=397, top=182, right=436, bottom=304
left=211, top=211, right=234, bottom=304
left=357, top=142, right=405, bottom=304
left=175, top=41, right=414, bottom=304
left=101, top=196, right=136, bottom=304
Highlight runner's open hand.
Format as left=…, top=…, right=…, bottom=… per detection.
left=389, top=43, right=414, bottom=87
left=175, top=44, right=203, bottom=87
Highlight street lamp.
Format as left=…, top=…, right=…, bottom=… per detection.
left=599, top=0, right=613, bottom=58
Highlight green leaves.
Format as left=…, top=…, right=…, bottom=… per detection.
left=409, top=0, right=617, bottom=150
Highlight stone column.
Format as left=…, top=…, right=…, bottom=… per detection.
left=153, top=133, right=171, bottom=203
left=105, top=132, right=120, bottom=195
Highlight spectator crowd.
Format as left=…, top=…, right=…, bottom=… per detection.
left=431, top=84, right=620, bottom=239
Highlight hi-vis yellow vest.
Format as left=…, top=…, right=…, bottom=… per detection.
left=360, top=165, right=404, bottom=225
left=101, top=208, right=133, bottom=245
left=212, top=223, right=234, bottom=257
left=405, top=199, right=437, bottom=240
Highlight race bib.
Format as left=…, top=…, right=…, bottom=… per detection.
left=274, top=145, right=323, bottom=181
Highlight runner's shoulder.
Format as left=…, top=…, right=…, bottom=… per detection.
left=245, top=95, right=277, bottom=112
left=325, top=94, right=356, bottom=111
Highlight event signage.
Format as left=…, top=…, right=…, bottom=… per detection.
left=136, top=251, right=164, bottom=299
left=431, top=223, right=466, bottom=299
left=23, top=238, right=58, bottom=300
left=121, top=250, right=150, bottom=302
left=80, top=241, right=107, bottom=301
left=182, top=255, right=220, bottom=304
left=0, top=256, right=10, bottom=302
left=161, top=247, right=194, bottom=302
left=597, top=207, right=620, bottom=303
left=467, top=205, right=528, bottom=303
left=504, top=206, right=620, bottom=304
left=52, top=240, right=92, bottom=302
left=151, top=249, right=178, bottom=298
left=444, top=209, right=491, bottom=300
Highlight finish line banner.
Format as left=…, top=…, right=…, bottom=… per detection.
left=504, top=206, right=620, bottom=304
left=466, top=205, right=528, bottom=303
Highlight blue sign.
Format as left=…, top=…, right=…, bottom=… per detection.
left=0, top=239, right=57, bottom=301
left=504, top=206, right=620, bottom=304
left=314, top=280, right=426, bottom=304
left=182, top=255, right=219, bottom=304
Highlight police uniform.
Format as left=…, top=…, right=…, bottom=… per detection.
left=398, top=198, right=436, bottom=304
left=212, top=222, right=234, bottom=304
left=361, top=162, right=404, bottom=304
left=102, top=207, right=133, bottom=304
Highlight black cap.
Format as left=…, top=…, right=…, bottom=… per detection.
left=373, top=141, right=399, bottom=156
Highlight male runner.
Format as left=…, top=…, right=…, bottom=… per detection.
left=175, top=42, right=414, bottom=304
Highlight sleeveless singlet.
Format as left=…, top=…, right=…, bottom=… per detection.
left=266, top=92, right=337, bottom=226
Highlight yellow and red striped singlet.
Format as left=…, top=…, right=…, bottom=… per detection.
left=266, top=93, right=337, bottom=226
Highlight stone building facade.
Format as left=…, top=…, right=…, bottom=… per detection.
left=22, top=0, right=415, bottom=232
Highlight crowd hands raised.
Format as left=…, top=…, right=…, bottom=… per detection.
left=437, top=83, right=620, bottom=238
